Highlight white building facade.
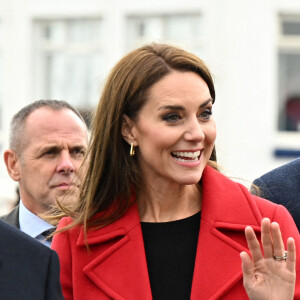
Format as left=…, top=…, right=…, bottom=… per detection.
left=0, top=0, right=299, bottom=213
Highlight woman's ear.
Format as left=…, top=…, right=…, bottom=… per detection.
left=121, top=115, right=138, bottom=145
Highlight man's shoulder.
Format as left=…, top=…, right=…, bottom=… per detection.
left=252, top=158, right=300, bottom=230
left=0, top=219, right=52, bottom=256
left=0, top=205, right=20, bottom=228
left=254, top=158, right=300, bottom=186
left=262, top=158, right=299, bottom=179
left=0, top=219, right=63, bottom=299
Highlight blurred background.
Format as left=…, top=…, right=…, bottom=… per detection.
left=0, top=0, right=300, bottom=213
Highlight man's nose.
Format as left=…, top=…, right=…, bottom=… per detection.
left=57, top=152, right=75, bottom=174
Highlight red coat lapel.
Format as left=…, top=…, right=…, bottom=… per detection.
left=77, top=203, right=152, bottom=300
left=75, top=166, right=263, bottom=299
left=191, top=166, right=262, bottom=299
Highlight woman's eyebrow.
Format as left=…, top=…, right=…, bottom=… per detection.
left=200, top=98, right=213, bottom=108
left=158, top=105, right=185, bottom=111
left=158, top=98, right=213, bottom=111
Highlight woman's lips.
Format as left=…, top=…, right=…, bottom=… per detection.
left=171, top=150, right=202, bottom=166
left=171, top=150, right=201, bottom=161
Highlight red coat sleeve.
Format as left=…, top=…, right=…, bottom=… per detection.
left=51, top=217, right=74, bottom=300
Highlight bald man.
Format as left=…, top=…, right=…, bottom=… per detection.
left=1, top=100, right=88, bottom=246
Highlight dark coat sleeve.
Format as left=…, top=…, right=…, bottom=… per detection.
left=46, top=250, right=64, bottom=300
left=0, top=220, right=64, bottom=300
left=252, top=159, right=300, bottom=232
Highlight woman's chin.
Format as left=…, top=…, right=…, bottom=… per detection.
left=177, top=175, right=203, bottom=186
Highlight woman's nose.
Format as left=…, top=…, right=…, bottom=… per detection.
left=183, top=119, right=205, bottom=142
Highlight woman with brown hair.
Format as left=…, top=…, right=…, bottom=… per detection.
left=52, top=43, right=299, bottom=300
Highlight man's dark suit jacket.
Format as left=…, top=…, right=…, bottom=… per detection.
left=0, top=205, right=20, bottom=227
left=0, top=219, right=63, bottom=299
left=252, top=157, right=300, bottom=231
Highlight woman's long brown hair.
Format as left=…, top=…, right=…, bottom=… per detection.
left=56, top=43, right=217, bottom=235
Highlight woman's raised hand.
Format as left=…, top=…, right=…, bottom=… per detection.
left=240, top=218, right=296, bottom=300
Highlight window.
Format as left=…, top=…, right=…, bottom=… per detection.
left=33, top=18, right=105, bottom=111
left=127, top=14, right=203, bottom=56
left=278, top=16, right=300, bottom=132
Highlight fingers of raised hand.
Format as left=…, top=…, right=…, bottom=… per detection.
left=260, top=218, right=295, bottom=270
left=244, top=225, right=263, bottom=263
left=286, top=237, right=296, bottom=272
left=271, top=221, right=285, bottom=258
left=261, top=218, right=273, bottom=259
left=244, top=218, right=295, bottom=269
left=240, top=251, right=253, bottom=278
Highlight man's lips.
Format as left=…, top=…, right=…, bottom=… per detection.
left=53, top=183, right=79, bottom=189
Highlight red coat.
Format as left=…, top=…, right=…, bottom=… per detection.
left=52, top=166, right=300, bottom=300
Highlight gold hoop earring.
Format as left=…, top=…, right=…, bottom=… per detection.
left=130, top=143, right=135, bottom=157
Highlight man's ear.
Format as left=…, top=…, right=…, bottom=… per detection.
left=121, top=115, right=138, bottom=146
left=3, top=150, right=21, bottom=181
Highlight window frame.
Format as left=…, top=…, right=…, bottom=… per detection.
left=32, top=17, right=105, bottom=110
left=126, top=13, right=204, bottom=55
left=275, top=14, right=300, bottom=158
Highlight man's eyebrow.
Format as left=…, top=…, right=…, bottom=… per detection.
left=158, top=98, right=213, bottom=111
left=35, top=145, right=60, bottom=155
left=70, top=145, right=86, bottom=150
left=40, top=145, right=61, bottom=151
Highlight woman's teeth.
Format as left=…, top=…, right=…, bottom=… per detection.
left=171, top=150, right=201, bottom=162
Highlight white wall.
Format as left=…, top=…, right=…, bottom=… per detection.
left=0, top=0, right=299, bottom=213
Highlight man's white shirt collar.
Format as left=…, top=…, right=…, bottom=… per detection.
left=19, top=200, right=54, bottom=247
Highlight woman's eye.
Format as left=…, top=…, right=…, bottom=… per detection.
left=162, top=113, right=181, bottom=123
left=199, top=109, right=212, bottom=120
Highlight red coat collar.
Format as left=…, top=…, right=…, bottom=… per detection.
left=76, top=166, right=263, bottom=299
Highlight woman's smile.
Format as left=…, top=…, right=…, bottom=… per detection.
left=171, top=150, right=202, bottom=166
left=123, top=70, right=216, bottom=186
left=171, top=150, right=201, bottom=161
